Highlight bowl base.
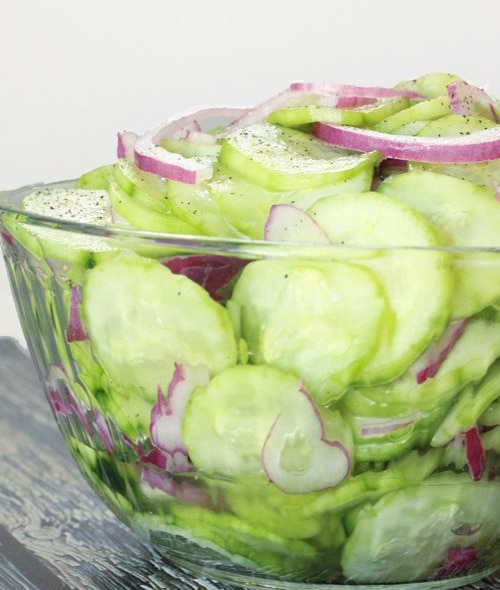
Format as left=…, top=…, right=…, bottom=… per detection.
left=163, top=553, right=498, bottom=590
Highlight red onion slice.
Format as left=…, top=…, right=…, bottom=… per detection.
left=434, top=546, right=479, bottom=579
left=163, top=255, right=248, bottom=302
left=149, top=363, right=209, bottom=473
left=262, top=384, right=350, bottom=493
left=448, top=81, right=499, bottom=123
left=314, top=122, right=500, bottom=163
left=1, top=232, right=13, bottom=246
left=117, top=131, right=139, bottom=161
left=415, top=320, right=467, bottom=384
left=174, top=119, right=202, bottom=139
left=134, top=106, right=247, bottom=183
left=358, top=415, right=419, bottom=438
left=335, top=96, right=377, bottom=109
left=66, top=285, right=88, bottom=343
left=465, top=426, right=485, bottom=481
left=141, top=466, right=214, bottom=507
left=264, top=204, right=331, bottom=244
left=290, top=82, right=424, bottom=100
left=219, top=89, right=340, bottom=136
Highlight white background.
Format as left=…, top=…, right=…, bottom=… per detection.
left=1, top=0, right=499, bottom=345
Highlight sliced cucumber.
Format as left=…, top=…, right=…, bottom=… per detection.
left=356, top=97, right=411, bottom=126
left=378, top=170, right=500, bottom=317
left=228, top=259, right=389, bottom=404
left=76, top=164, right=113, bottom=190
left=409, top=159, right=500, bottom=192
left=341, top=474, right=500, bottom=583
left=113, top=159, right=171, bottom=215
left=222, top=476, right=328, bottom=540
left=431, top=360, right=500, bottom=446
left=207, top=166, right=374, bottom=239
left=82, top=253, right=238, bottom=433
left=160, top=137, right=221, bottom=158
left=219, top=123, right=378, bottom=191
left=6, top=187, right=114, bottom=267
left=416, top=113, right=498, bottom=137
left=183, top=364, right=306, bottom=475
left=374, top=96, right=451, bottom=134
left=167, top=178, right=245, bottom=238
left=394, top=72, right=464, bottom=99
left=167, top=503, right=319, bottom=578
left=107, top=177, right=200, bottom=234
left=309, top=192, right=451, bottom=385
left=267, top=106, right=365, bottom=128
left=340, top=320, right=500, bottom=438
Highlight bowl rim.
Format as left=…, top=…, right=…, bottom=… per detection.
left=1, top=179, right=500, bottom=255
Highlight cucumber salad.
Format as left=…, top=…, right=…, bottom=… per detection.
left=1, top=72, right=500, bottom=586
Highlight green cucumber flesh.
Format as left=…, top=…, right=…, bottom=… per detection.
left=219, top=123, right=378, bottom=191
left=341, top=319, right=500, bottom=459
left=82, top=253, right=238, bottom=438
left=267, top=106, right=365, bottom=128
left=431, top=360, right=500, bottom=446
left=76, top=164, right=113, bottom=190
left=107, top=177, right=200, bottom=234
left=167, top=178, right=245, bottom=238
left=378, top=170, right=500, bottom=317
left=374, top=96, right=451, bottom=134
left=341, top=474, right=500, bottom=583
left=183, top=364, right=306, bottom=475
left=6, top=188, right=115, bottom=266
left=417, top=113, right=498, bottom=137
left=394, top=72, right=464, bottom=99
left=160, top=138, right=221, bottom=158
left=355, top=97, right=411, bottom=126
left=228, top=259, right=389, bottom=404
left=309, top=192, right=452, bottom=385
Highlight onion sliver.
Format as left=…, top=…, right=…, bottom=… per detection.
left=117, top=131, right=138, bottom=161
left=314, top=123, right=500, bottom=163
left=220, top=89, right=339, bottom=136
left=290, top=82, right=424, bottom=100
left=448, top=81, right=499, bottom=123
left=134, top=106, right=247, bottom=183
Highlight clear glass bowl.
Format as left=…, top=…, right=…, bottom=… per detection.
left=0, top=180, right=499, bottom=590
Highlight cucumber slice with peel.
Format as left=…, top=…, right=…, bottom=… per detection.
left=394, top=72, right=464, bottom=99
left=107, top=177, right=200, bottom=234
left=409, top=159, right=500, bottom=192
left=6, top=187, right=114, bottom=266
left=219, top=123, right=378, bottom=191
left=341, top=474, right=500, bottom=583
left=374, top=96, right=451, bottom=134
left=267, top=106, right=365, bottom=127
left=183, top=365, right=309, bottom=475
left=342, top=320, right=500, bottom=459
left=82, top=253, right=238, bottom=433
left=76, top=164, right=113, bottom=190
left=378, top=170, right=500, bottom=317
left=309, top=192, right=451, bottom=385
left=167, top=178, right=245, bottom=238
left=228, top=259, right=389, bottom=404
left=416, top=113, right=497, bottom=137
left=206, top=166, right=374, bottom=239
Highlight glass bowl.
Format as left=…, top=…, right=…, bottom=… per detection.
left=0, top=180, right=499, bottom=590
